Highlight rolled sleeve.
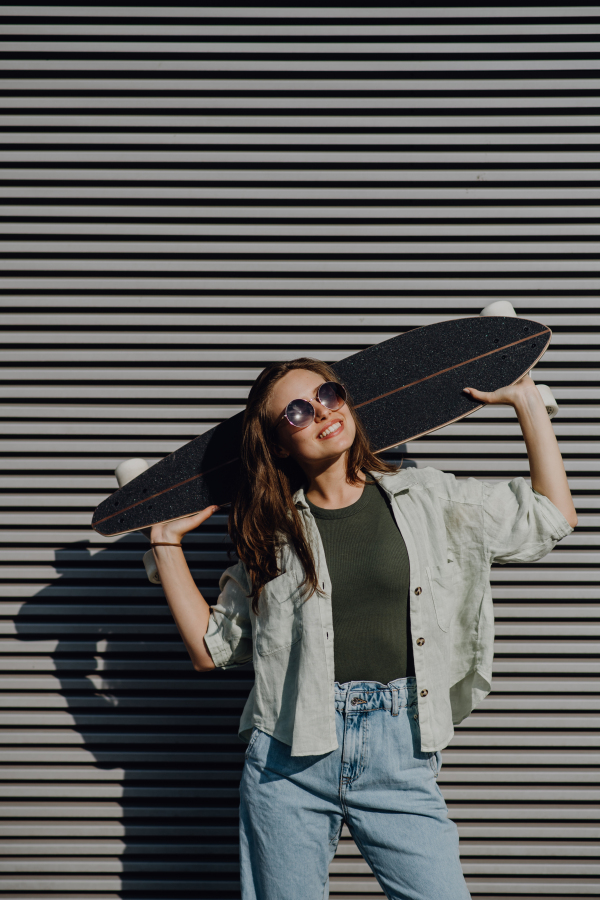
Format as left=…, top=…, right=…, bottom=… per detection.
left=483, top=477, right=573, bottom=565
left=203, top=563, right=253, bottom=669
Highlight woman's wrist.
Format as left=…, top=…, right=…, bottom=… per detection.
left=150, top=524, right=182, bottom=545
left=511, top=379, right=546, bottom=416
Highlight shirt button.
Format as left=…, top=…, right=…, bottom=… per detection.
left=420, top=689, right=428, bottom=697
left=415, top=586, right=422, bottom=595
left=416, top=637, right=425, bottom=646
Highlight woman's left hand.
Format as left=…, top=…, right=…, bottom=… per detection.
left=463, top=374, right=577, bottom=528
left=463, top=373, right=540, bottom=409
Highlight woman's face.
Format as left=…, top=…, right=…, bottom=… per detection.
left=268, top=369, right=356, bottom=469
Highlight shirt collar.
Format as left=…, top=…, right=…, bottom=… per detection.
left=293, top=468, right=412, bottom=511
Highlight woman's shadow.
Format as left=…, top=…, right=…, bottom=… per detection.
left=14, top=528, right=253, bottom=898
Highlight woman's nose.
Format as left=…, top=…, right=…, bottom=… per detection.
left=313, top=401, right=331, bottom=419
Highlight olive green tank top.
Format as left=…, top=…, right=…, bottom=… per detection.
left=306, top=481, right=414, bottom=684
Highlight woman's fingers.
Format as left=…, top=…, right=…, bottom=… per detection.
left=150, top=505, right=220, bottom=543
left=463, top=386, right=495, bottom=403
left=177, top=506, right=220, bottom=532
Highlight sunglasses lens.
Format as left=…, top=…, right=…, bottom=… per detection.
left=285, top=398, right=315, bottom=428
left=318, top=382, right=346, bottom=410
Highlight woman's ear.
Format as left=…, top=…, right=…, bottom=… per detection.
left=271, top=441, right=290, bottom=459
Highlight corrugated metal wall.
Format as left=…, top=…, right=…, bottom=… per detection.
left=0, top=4, right=598, bottom=898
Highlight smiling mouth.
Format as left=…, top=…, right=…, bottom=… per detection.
left=318, top=420, right=343, bottom=439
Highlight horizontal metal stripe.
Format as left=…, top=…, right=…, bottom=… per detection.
left=7, top=186, right=600, bottom=200
left=4, top=223, right=600, bottom=236
left=5, top=40, right=600, bottom=53
left=6, top=23, right=600, bottom=36
left=2, top=51, right=596, bottom=75
left=4, top=278, right=600, bottom=295
left=5, top=38, right=600, bottom=54
left=9, top=188, right=600, bottom=204
left=5, top=96, right=600, bottom=109
left=1, top=786, right=242, bottom=799
left=0, top=151, right=600, bottom=165
left=0, top=696, right=245, bottom=709
left=3, top=7, right=594, bottom=18
left=3, top=243, right=600, bottom=258
left=7, top=132, right=600, bottom=145
left=3, top=260, right=600, bottom=274
left=3, top=78, right=600, bottom=92
left=332, top=863, right=600, bottom=876
left=2, top=294, right=600, bottom=309
left=4, top=207, right=600, bottom=225
left=4, top=57, right=600, bottom=72
left=0, top=677, right=248, bottom=692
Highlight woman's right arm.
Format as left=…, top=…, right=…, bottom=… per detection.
left=150, top=506, right=220, bottom=672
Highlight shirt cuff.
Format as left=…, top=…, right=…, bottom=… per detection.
left=533, top=489, right=574, bottom=541
left=203, top=609, right=235, bottom=668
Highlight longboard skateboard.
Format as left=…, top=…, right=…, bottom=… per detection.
left=92, top=315, right=552, bottom=537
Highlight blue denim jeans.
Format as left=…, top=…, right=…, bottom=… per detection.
left=240, top=676, right=471, bottom=900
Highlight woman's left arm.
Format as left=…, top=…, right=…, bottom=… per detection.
left=464, top=375, right=578, bottom=528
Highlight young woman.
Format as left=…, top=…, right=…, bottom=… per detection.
left=150, top=358, right=576, bottom=900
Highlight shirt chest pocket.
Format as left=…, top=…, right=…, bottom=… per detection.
left=255, top=570, right=304, bottom=657
left=425, top=559, right=458, bottom=633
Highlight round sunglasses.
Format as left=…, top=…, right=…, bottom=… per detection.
left=276, top=381, right=347, bottom=430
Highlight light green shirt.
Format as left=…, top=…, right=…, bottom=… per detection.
left=204, top=467, right=573, bottom=756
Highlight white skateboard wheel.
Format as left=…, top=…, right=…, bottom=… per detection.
left=535, top=383, right=559, bottom=419
left=480, top=300, right=517, bottom=318
left=143, top=548, right=161, bottom=585
left=114, top=457, right=149, bottom=488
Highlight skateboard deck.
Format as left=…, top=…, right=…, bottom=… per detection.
left=92, top=315, right=551, bottom=536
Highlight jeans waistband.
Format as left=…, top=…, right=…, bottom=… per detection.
left=334, top=676, right=417, bottom=715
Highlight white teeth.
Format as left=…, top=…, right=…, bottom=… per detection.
left=319, top=421, right=341, bottom=438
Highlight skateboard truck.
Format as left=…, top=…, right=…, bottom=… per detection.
left=114, top=458, right=162, bottom=584
left=479, top=301, right=558, bottom=418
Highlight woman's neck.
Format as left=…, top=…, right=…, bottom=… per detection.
left=304, top=458, right=367, bottom=510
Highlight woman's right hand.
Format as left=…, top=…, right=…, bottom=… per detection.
left=150, top=505, right=220, bottom=546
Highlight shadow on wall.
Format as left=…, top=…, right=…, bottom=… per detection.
left=13, top=533, right=253, bottom=899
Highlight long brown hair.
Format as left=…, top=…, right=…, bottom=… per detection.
left=229, top=358, right=398, bottom=613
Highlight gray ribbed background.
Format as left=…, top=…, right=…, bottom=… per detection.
left=0, top=5, right=598, bottom=898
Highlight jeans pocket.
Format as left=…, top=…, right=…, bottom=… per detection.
left=428, top=750, right=442, bottom=778
left=244, top=727, right=261, bottom=760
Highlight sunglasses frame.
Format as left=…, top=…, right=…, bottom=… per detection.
left=275, top=381, right=347, bottom=431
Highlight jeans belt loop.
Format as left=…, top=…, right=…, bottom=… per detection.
left=391, top=685, right=399, bottom=717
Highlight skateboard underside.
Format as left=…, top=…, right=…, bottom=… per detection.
left=92, top=316, right=551, bottom=536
